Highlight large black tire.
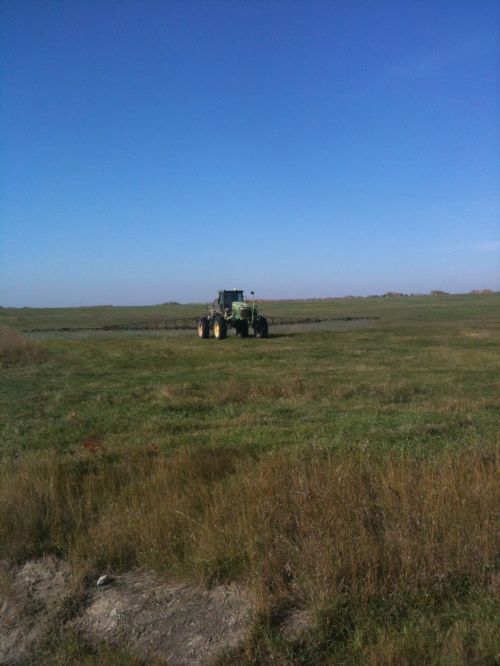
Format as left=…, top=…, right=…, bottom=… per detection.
left=213, top=316, right=227, bottom=340
left=239, top=320, right=249, bottom=337
left=197, top=317, right=209, bottom=339
left=255, top=316, right=269, bottom=338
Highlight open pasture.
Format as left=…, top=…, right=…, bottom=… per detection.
left=0, top=293, right=499, bottom=664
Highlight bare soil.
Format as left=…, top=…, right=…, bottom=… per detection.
left=0, top=559, right=252, bottom=665
left=0, top=556, right=71, bottom=664
left=71, top=572, right=252, bottom=665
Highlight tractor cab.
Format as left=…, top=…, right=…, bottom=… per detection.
left=215, top=289, right=245, bottom=313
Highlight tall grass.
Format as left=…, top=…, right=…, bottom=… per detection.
left=1, top=444, right=497, bottom=663
left=2, top=445, right=497, bottom=661
left=0, top=325, right=44, bottom=367
left=1, top=446, right=496, bottom=600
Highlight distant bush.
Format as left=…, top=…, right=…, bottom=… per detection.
left=0, top=325, right=45, bottom=368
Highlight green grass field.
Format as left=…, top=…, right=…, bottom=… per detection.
left=2, top=292, right=499, bottom=330
left=0, top=293, right=499, bottom=664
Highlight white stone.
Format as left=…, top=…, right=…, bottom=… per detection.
left=97, top=574, right=112, bottom=587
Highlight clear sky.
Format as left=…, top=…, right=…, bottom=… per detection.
left=1, top=0, right=499, bottom=306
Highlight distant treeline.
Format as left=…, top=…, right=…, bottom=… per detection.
left=260, top=289, right=494, bottom=301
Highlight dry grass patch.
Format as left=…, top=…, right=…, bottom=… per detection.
left=220, top=377, right=309, bottom=404
left=198, top=448, right=498, bottom=604
left=0, top=325, right=44, bottom=368
left=0, top=444, right=497, bottom=664
left=333, top=380, right=422, bottom=404
left=1, top=445, right=496, bottom=609
left=460, top=329, right=492, bottom=339
left=154, top=377, right=312, bottom=409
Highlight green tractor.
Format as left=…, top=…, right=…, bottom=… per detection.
left=197, top=289, right=269, bottom=340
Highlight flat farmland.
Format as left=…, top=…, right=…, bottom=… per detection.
left=2, top=292, right=499, bottom=330
left=0, top=294, right=498, bottom=664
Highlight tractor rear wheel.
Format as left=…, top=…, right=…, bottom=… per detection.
left=255, top=316, right=269, bottom=338
left=239, top=320, right=249, bottom=337
left=213, top=316, right=227, bottom=340
left=197, top=317, right=209, bottom=339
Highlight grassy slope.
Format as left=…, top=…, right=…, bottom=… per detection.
left=0, top=294, right=499, bottom=664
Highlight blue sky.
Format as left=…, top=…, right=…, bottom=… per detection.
left=1, top=0, right=499, bottom=306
